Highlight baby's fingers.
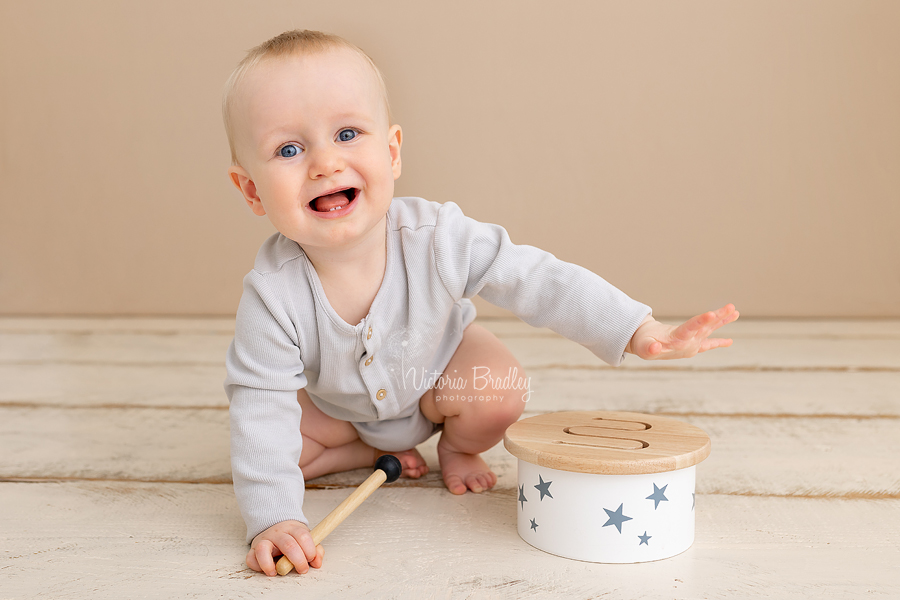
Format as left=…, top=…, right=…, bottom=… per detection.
left=679, top=305, right=737, bottom=340
left=699, top=337, right=734, bottom=353
left=645, top=340, right=663, bottom=357
left=309, top=543, right=325, bottom=569
left=272, top=532, right=315, bottom=575
left=247, top=539, right=278, bottom=576
left=711, top=304, right=739, bottom=329
left=674, top=310, right=713, bottom=336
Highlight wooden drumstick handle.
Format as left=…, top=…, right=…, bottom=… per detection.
left=275, top=455, right=401, bottom=576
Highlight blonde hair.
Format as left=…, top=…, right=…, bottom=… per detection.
left=222, top=29, right=392, bottom=166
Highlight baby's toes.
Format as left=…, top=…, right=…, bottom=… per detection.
left=380, top=449, right=429, bottom=479
left=464, top=473, right=484, bottom=493
left=404, top=456, right=429, bottom=478
left=464, top=472, right=496, bottom=494
left=405, top=463, right=429, bottom=479
left=444, top=474, right=467, bottom=495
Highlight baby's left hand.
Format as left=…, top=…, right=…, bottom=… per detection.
left=627, top=304, right=739, bottom=360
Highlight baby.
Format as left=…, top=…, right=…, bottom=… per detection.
left=222, top=29, right=739, bottom=577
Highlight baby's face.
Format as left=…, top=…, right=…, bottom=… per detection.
left=228, top=48, right=401, bottom=253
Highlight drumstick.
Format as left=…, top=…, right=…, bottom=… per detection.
left=275, top=454, right=403, bottom=576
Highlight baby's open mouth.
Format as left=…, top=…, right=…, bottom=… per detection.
left=309, top=188, right=358, bottom=212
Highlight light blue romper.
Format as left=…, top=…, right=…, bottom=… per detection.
left=225, top=196, right=651, bottom=541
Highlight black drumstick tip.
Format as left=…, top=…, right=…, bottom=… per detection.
left=375, top=454, right=402, bottom=483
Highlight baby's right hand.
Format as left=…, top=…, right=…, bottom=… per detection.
left=247, top=520, right=324, bottom=576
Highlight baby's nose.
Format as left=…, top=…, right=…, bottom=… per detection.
left=308, top=145, right=345, bottom=178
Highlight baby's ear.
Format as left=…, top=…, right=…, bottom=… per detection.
left=228, top=165, right=266, bottom=216
left=388, top=124, right=402, bottom=180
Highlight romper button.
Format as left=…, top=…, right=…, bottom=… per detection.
left=367, top=326, right=373, bottom=340
left=376, top=389, right=386, bottom=401
left=365, top=356, right=374, bottom=366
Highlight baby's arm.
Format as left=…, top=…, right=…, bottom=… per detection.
left=247, top=520, right=324, bottom=576
left=226, top=269, right=317, bottom=574
left=626, top=303, right=739, bottom=360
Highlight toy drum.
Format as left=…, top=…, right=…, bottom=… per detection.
left=503, top=410, right=711, bottom=563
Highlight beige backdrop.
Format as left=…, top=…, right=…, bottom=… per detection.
left=1, top=1, right=898, bottom=317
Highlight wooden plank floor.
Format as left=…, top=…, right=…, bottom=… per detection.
left=2, top=317, right=899, bottom=599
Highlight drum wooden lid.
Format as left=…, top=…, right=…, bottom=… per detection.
left=503, top=411, right=711, bottom=475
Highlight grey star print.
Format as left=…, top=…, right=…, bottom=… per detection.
left=518, top=484, right=528, bottom=510
left=638, top=531, right=651, bottom=545
left=602, top=503, right=633, bottom=534
left=534, top=475, right=553, bottom=501
left=646, top=483, right=669, bottom=509
left=530, top=518, right=539, bottom=532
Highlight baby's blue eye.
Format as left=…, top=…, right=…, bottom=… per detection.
left=338, top=129, right=357, bottom=142
left=279, top=144, right=300, bottom=158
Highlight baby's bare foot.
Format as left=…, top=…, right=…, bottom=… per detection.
left=436, top=437, right=497, bottom=494
left=375, top=448, right=429, bottom=479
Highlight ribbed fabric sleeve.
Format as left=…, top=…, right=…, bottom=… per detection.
left=433, top=201, right=651, bottom=366
left=225, top=270, right=309, bottom=543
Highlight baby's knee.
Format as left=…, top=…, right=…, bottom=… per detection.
left=468, top=364, right=529, bottom=421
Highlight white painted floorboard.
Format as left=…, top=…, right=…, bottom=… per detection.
left=1, top=317, right=899, bottom=598
left=3, top=408, right=899, bottom=499
left=2, top=483, right=897, bottom=599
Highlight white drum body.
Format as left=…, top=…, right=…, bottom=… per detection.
left=505, top=410, right=710, bottom=564
left=515, top=459, right=697, bottom=563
